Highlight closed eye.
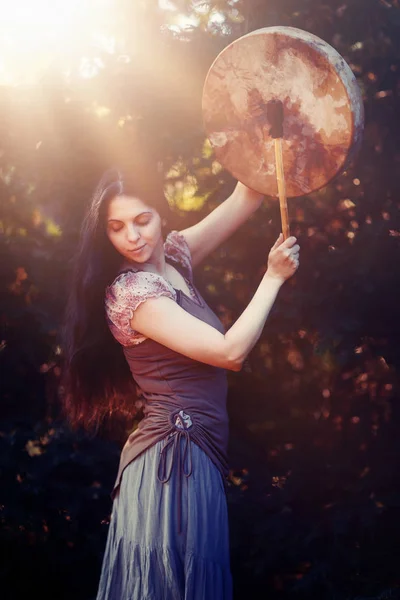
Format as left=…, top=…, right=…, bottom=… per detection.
left=107, top=212, right=152, bottom=232
left=109, top=224, right=123, bottom=233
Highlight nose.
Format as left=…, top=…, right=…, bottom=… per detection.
left=126, top=223, right=141, bottom=243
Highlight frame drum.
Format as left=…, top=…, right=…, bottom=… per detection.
left=202, top=27, right=364, bottom=198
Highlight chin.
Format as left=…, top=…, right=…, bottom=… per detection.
left=124, top=247, right=151, bottom=263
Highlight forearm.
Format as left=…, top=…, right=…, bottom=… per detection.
left=182, top=182, right=264, bottom=268
left=224, top=274, right=283, bottom=369
left=229, top=181, right=264, bottom=219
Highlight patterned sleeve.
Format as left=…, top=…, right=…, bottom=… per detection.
left=104, top=270, right=176, bottom=346
left=164, top=230, right=193, bottom=282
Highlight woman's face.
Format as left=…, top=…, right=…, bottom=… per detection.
left=106, top=194, right=163, bottom=264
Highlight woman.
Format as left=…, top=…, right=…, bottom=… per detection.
left=62, top=165, right=299, bottom=600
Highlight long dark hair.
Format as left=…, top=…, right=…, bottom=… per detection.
left=60, top=163, right=170, bottom=438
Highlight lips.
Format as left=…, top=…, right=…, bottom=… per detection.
left=128, top=244, right=146, bottom=253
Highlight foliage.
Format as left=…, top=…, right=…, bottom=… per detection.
left=0, top=418, right=120, bottom=600
left=1, top=0, right=400, bottom=598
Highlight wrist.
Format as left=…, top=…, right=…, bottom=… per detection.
left=235, top=181, right=264, bottom=207
left=263, top=271, right=285, bottom=288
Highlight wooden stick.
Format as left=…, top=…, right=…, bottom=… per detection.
left=266, top=99, right=290, bottom=240
left=274, top=137, right=290, bottom=240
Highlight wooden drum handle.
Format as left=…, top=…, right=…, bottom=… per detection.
left=274, top=138, right=290, bottom=240
left=267, top=99, right=290, bottom=240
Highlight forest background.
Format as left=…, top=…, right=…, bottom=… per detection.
left=1, top=0, right=400, bottom=598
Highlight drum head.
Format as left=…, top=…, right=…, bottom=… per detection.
left=202, top=26, right=364, bottom=198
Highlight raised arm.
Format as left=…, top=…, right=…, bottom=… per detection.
left=131, top=234, right=299, bottom=371
left=179, top=182, right=264, bottom=268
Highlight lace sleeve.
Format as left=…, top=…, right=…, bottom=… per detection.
left=104, top=270, right=176, bottom=346
left=164, top=230, right=193, bottom=282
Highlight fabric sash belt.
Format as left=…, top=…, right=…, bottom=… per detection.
left=157, top=410, right=193, bottom=535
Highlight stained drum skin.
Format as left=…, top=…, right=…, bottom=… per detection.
left=202, top=26, right=364, bottom=198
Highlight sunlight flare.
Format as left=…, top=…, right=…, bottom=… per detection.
left=0, top=0, right=111, bottom=85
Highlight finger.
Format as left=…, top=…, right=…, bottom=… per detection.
left=281, top=247, right=296, bottom=259
left=271, top=233, right=284, bottom=251
left=281, top=247, right=300, bottom=263
left=292, top=253, right=300, bottom=264
left=284, top=249, right=299, bottom=264
left=280, top=236, right=297, bottom=249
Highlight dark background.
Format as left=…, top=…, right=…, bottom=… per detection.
left=1, top=1, right=400, bottom=598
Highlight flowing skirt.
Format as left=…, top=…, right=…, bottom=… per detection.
left=96, top=433, right=233, bottom=600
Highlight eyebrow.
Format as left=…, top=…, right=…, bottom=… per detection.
left=107, top=211, right=153, bottom=223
